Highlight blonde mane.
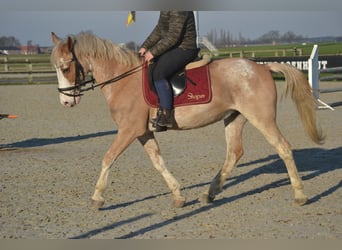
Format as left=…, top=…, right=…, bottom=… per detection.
left=51, top=32, right=140, bottom=67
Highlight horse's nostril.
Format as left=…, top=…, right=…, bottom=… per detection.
left=63, top=101, right=74, bottom=107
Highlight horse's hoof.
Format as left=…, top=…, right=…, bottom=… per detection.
left=91, top=199, right=105, bottom=208
left=294, top=197, right=308, bottom=206
left=173, top=198, right=186, bottom=208
left=199, top=193, right=215, bottom=205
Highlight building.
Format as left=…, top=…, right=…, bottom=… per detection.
left=20, top=45, right=40, bottom=55
left=0, top=45, right=40, bottom=55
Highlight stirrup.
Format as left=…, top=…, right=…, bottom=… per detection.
left=150, top=108, right=167, bottom=132
left=150, top=108, right=162, bottom=126
left=156, top=108, right=174, bottom=128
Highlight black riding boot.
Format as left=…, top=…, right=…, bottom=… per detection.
left=152, top=108, right=174, bottom=128
left=157, top=108, right=174, bottom=128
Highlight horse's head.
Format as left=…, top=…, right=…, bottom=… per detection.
left=50, top=32, right=84, bottom=107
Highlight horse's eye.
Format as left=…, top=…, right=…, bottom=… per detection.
left=61, top=67, right=70, bottom=74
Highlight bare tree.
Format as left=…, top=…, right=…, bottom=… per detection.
left=0, top=36, right=21, bottom=47
left=257, top=30, right=280, bottom=44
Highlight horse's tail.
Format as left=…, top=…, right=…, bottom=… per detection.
left=266, top=62, right=325, bottom=145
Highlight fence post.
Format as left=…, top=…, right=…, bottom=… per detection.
left=26, top=59, right=33, bottom=72
left=4, top=57, right=9, bottom=72
left=25, top=58, right=32, bottom=82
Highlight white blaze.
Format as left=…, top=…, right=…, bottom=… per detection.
left=55, top=64, right=80, bottom=107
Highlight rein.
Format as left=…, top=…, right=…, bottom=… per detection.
left=58, top=64, right=144, bottom=97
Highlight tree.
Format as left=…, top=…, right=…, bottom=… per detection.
left=125, top=41, right=137, bottom=51
left=238, top=32, right=245, bottom=45
left=281, top=31, right=304, bottom=43
left=257, top=30, right=280, bottom=44
left=206, top=29, right=307, bottom=46
left=0, top=36, right=21, bottom=47
left=281, top=31, right=296, bottom=43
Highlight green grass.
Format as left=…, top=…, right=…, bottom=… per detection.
left=201, top=42, right=342, bottom=58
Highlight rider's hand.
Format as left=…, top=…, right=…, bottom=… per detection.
left=144, top=51, right=154, bottom=63
left=138, top=48, right=146, bottom=56
left=139, top=48, right=154, bottom=63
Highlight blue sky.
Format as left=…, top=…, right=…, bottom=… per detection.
left=1, top=1, right=341, bottom=46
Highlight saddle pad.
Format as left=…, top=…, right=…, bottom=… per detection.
left=142, top=63, right=212, bottom=108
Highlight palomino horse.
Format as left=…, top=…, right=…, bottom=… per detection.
left=50, top=32, right=324, bottom=208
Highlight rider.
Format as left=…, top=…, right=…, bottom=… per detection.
left=139, top=11, right=199, bottom=128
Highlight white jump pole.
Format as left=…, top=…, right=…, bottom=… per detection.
left=308, top=45, right=319, bottom=98
left=194, top=11, right=200, bottom=47
left=308, top=44, right=334, bottom=110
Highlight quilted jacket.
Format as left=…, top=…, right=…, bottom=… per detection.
left=141, top=11, right=197, bottom=57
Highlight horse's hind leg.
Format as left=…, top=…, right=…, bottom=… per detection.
left=248, top=116, right=308, bottom=205
left=200, top=113, right=247, bottom=204
left=138, top=132, right=186, bottom=208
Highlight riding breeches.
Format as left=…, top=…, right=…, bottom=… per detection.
left=152, top=47, right=198, bottom=81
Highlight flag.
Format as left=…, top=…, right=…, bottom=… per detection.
left=126, top=11, right=136, bottom=27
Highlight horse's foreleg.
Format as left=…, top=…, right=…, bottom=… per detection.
left=200, top=113, right=246, bottom=204
left=138, top=133, right=185, bottom=208
left=91, top=130, right=137, bottom=208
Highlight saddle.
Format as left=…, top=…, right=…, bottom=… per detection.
left=142, top=54, right=213, bottom=108
left=171, top=54, right=212, bottom=96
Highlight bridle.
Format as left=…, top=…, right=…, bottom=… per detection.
left=57, top=40, right=144, bottom=98
left=57, top=42, right=90, bottom=98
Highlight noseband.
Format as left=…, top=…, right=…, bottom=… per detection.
left=57, top=40, right=143, bottom=97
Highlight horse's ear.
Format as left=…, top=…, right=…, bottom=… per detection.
left=67, top=36, right=74, bottom=52
left=51, top=32, right=61, bottom=45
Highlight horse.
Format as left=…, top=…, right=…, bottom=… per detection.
left=50, top=31, right=324, bottom=208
